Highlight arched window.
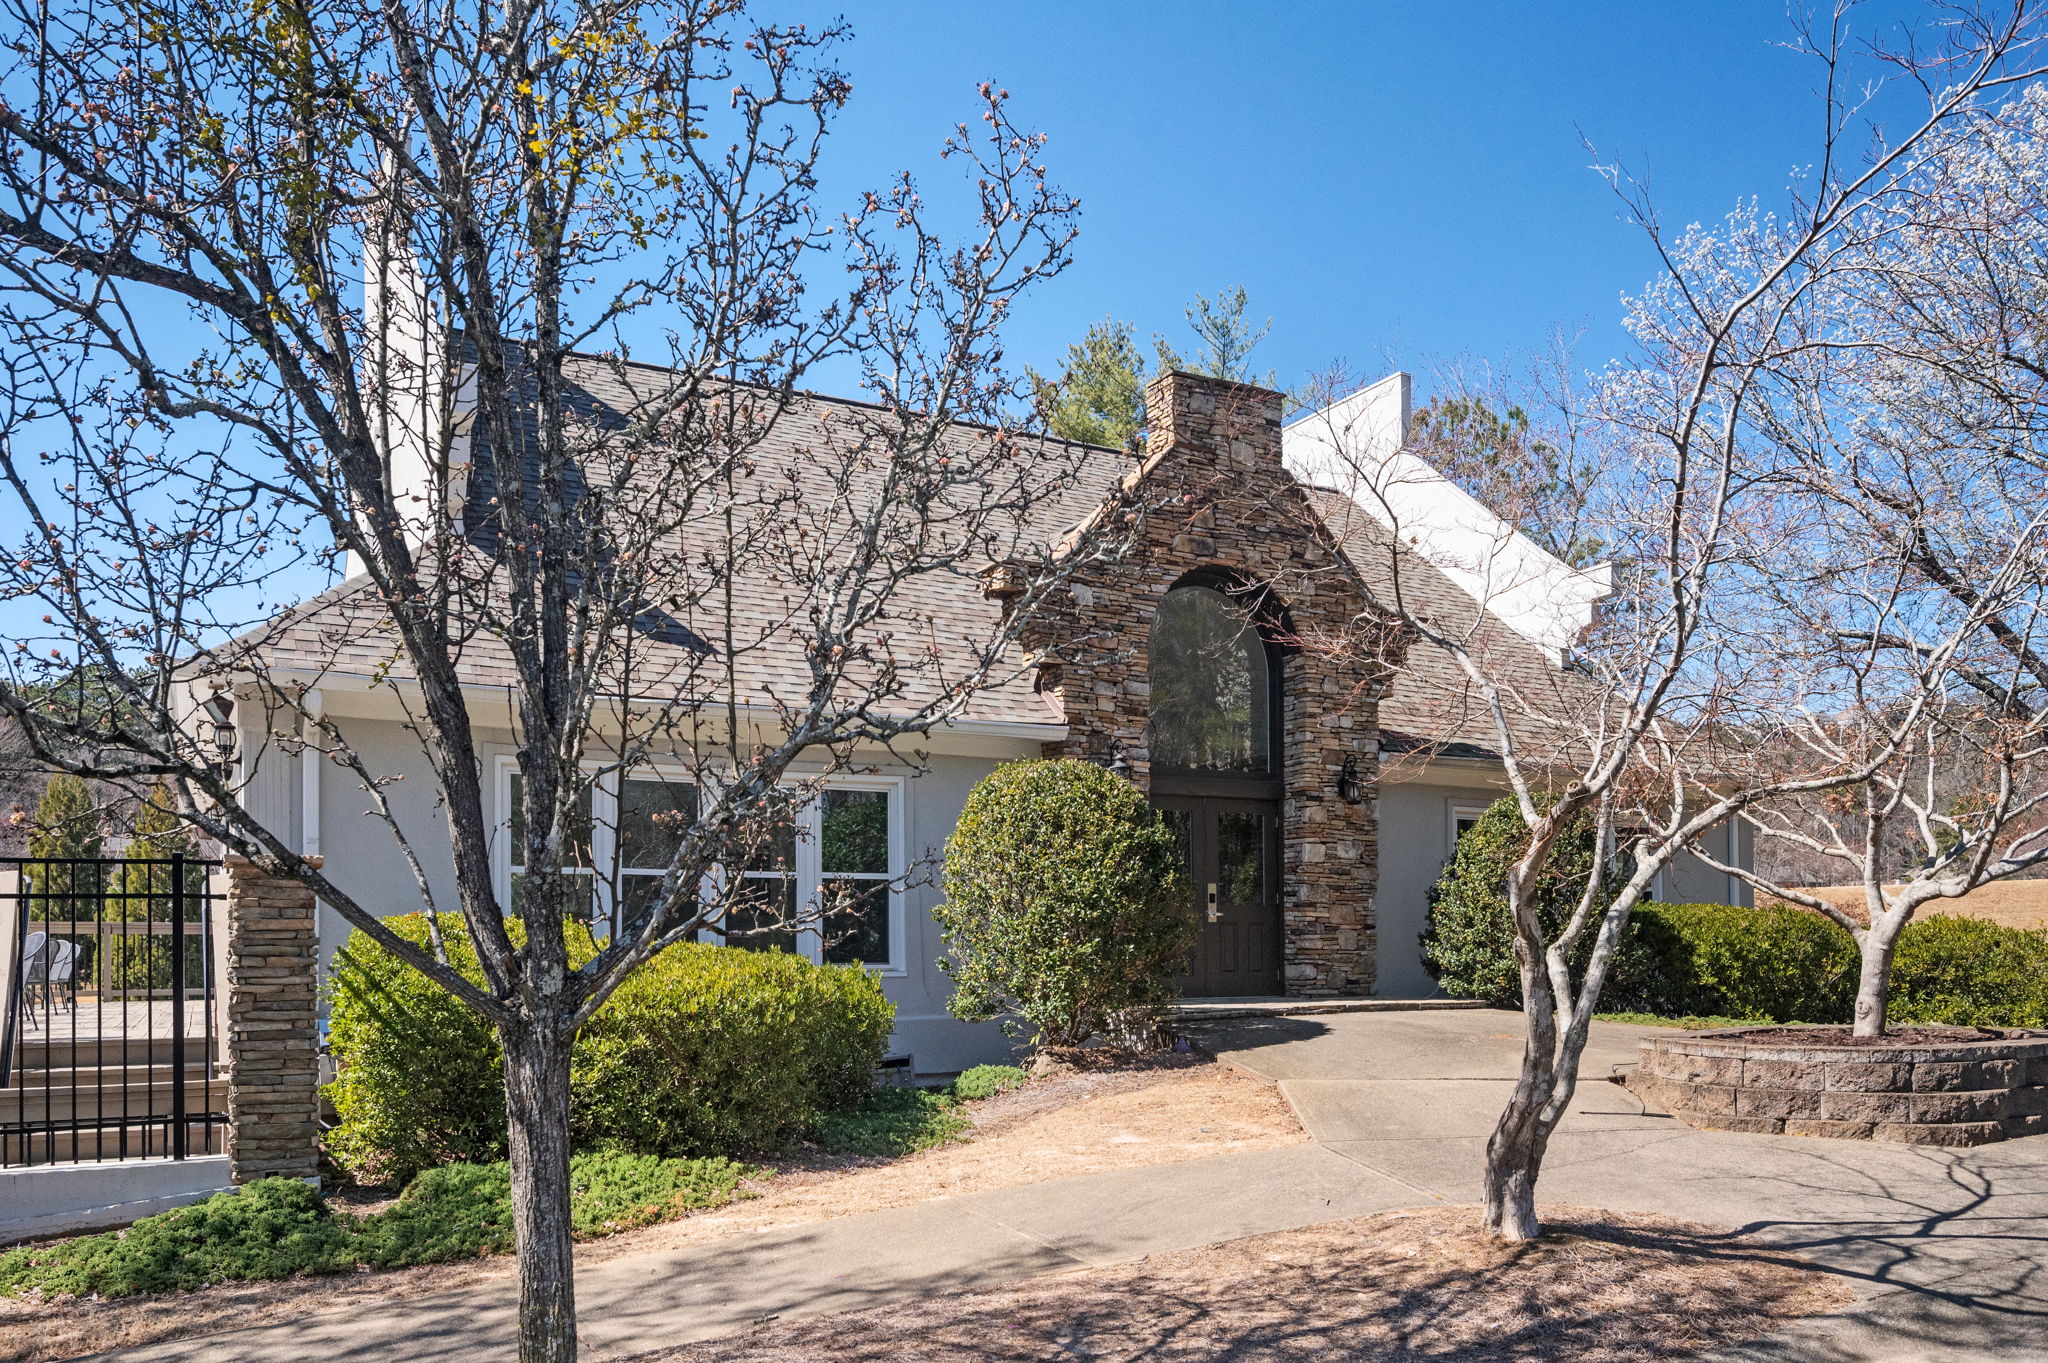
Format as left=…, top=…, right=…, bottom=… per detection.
left=1147, top=584, right=1273, bottom=775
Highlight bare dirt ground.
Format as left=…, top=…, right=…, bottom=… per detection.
left=0, top=1053, right=1302, bottom=1363
left=1766, top=881, right=2048, bottom=929
left=640, top=1204, right=1856, bottom=1363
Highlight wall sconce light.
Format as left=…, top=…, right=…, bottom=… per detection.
left=203, top=695, right=237, bottom=765
left=1106, top=744, right=1132, bottom=780
left=1335, top=753, right=1364, bottom=805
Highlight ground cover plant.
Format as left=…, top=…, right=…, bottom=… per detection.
left=0, top=1154, right=754, bottom=1301
left=1593, top=1012, right=1769, bottom=1030
left=810, top=1065, right=1030, bottom=1157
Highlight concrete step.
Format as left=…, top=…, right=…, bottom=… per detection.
left=2, top=1119, right=228, bottom=1166
left=9, top=1035, right=209, bottom=1070
left=2, top=1077, right=228, bottom=1126
left=1171, top=996, right=1487, bottom=1023
left=6, top=1060, right=213, bottom=1090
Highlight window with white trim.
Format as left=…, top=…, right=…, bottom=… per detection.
left=507, top=772, right=597, bottom=922
left=495, top=761, right=903, bottom=972
left=1449, top=803, right=1488, bottom=850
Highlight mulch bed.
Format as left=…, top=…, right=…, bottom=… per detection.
left=641, top=1204, right=1854, bottom=1363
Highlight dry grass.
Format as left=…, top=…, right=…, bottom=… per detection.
left=641, top=1205, right=1855, bottom=1363
left=0, top=1054, right=1302, bottom=1363
left=1765, top=881, right=2048, bottom=929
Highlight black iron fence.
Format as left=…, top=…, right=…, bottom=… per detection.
left=0, top=856, right=225, bottom=1166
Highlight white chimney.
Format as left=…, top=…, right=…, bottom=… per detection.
left=353, top=203, right=468, bottom=579
left=1285, top=372, right=1612, bottom=662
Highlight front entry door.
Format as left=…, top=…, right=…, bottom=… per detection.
left=1158, top=799, right=1282, bottom=997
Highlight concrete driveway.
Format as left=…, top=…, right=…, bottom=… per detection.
left=1188, top=1008, right=2048, bottom=1363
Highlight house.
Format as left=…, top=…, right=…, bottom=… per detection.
left=214, top=333, right=1753, bottom=1075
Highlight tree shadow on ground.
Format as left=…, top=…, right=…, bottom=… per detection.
left=653, top=1203, right=1853, bottom=1363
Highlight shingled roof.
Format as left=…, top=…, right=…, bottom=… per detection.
left=1310, top=488, right=1598, bottom=766
left=229, top=356, right=1595, bottom=749
left=224, top=352, right=1126, bottom=728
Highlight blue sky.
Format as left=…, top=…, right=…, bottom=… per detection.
left=798, top=1, right=1914, bottom=394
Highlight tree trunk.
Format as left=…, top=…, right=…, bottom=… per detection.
left=502, top=1018, right=579, bottom=1363
left=1852, top=926, right=1897, bottom=1040
left=1483, top=955, right=1558, bottom=1241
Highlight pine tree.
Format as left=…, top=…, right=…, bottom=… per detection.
left=27, top=774, right=101, bottom=861
left=25, top=774, right=102, bottom=921
left=1028, top=317, right=1148, bottom=449
left=1031, top=286, right=1282, bottom=450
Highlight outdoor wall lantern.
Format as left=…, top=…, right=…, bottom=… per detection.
left=202, top=695, right=237, bottom=765
left=1106, top=744, right=1133, bottom=780
left=1335, top=753, right=1364, bottom=805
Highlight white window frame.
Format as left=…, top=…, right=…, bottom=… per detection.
left=1448, top=803, right=1488, bottom=850
left=493, top=758, right=905, bottom=975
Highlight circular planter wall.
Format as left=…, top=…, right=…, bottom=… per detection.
left=1630, top=1027, right=2048, bottom=1147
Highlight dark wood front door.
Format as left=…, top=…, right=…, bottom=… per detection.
left=1158, top=797, right=1282, bottom=997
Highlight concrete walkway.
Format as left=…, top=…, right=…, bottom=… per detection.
left=98, top=1009, right=2048, bottom=1361
left=102, top=1144, right=1426, bottom=1361
left=1190, top=1008, right=2048, bottom=1363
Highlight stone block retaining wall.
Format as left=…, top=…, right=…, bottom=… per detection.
left=1631, top=1030, right=2048, bottom=1147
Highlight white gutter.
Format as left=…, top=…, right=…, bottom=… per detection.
left=246, top=666, right=1070, bottom=744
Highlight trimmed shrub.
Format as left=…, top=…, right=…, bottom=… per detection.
left=1419, top=795, right=1634, bottom=1007
left=572, top=942, right=895, bottom=1157
left=324, top=916, right=515, bottom=1183
left=1613, top=902, right=2048, bottom=1027
left=1890, top=915, right=2048, bottom=1029
left=0, top=1155, right=755, bottom=1300
left=1622, top=902, right=1857, bottom=1023
left=936, top=760, right=1194, bottom=1048
left=325, top=918, right=893, bottom=1181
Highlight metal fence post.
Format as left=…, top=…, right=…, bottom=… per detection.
left=169, top=852, right=187, bottom=1160
left=0, top=864, right=20, bottom=1091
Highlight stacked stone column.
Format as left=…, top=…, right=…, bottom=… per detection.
left=215, top=855, right=322, bottom=1183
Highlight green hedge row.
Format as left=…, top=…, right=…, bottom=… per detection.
left=1621, top=903, right=2048, bottom=1027
left=327, top=916, right=895, bottom=1184
left=1426, top=886, right=2048, bottom=1027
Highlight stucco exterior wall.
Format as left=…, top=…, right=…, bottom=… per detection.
left=1376, top=763, right=1758, bottom=1000
left=254, top=701, right=1027, bottom=1075
left=1375, top=771, right=1504, bottom=998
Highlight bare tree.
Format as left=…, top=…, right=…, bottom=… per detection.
left=0, top=4, right=1126, bottom=1357
left=1288, top=3, right=2046, bottom=1240
left=1686, top=80, right=2048, bottom=1035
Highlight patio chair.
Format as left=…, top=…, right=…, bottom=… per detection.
left=13, top=929, right=47, bottom=1033
left=35, top=938, right=80, bottom=1013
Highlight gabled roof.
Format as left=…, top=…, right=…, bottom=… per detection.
left=225, top=353, right=1128, bottom=729
left=231, top=355, right=1595, bottom=753
left=1310, top=488, right=1596, bottom=766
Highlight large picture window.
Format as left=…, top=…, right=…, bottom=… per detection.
left=1147, top=584, right=1273, bottom=774
left=494, top=762, right=903, bottom=971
